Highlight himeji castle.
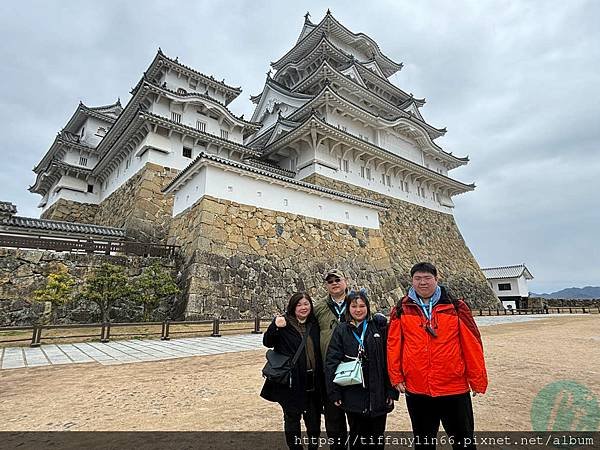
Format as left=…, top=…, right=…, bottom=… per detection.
left=29, top=11, right=498, bottom=317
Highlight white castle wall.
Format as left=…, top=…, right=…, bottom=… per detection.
left=172, top=164, right=381, bottom=229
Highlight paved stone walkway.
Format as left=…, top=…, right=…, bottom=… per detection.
left=0, top=315, right=554, bottom=370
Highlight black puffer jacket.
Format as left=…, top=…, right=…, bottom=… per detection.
left=260, top=315, right=323, bottom=413
left=325, top=318, right=398, bottom=417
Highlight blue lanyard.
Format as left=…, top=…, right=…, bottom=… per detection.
left=352, top=322, right=367, bottom=349
left=416, top=297, right=433, bottom=321
left=334, top=301, right=346, bottom=320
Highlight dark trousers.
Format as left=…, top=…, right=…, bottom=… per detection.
left=405, top=391, right=475, bottom=450
left=283, top=393, right=322, bottom=450
left=346, top=412, right=387, bottom=450
left=324, top=399, right=348, bottom=450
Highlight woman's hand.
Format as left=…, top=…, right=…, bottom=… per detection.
left=334, top=400, right=342, bottom=407
left=275, top=315, right=287, bottom=328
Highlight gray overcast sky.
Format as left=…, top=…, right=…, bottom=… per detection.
left=1, top=0, right=598, bottom=293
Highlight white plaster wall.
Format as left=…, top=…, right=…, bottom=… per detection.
left=488, top=277, right=529, bottom=298
left=516, top=275, right=530, bottom=297
left=150, top=96, right=243, bottom=143
left=424, top=155, right=448, bottom=176
left=163, top=70, right=227, bottom=104
left=296, top=147, right=454, bottom=214
left=43, top=177, right=100, bottom=212
left=172, top=164, right=381, bottom=228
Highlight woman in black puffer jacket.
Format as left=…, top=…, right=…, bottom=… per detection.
left=325, top=289, right=398, bottom=450
left=261, top=292, right=323, bottom=450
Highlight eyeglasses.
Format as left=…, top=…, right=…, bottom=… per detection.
left=326, top=278, right=342, bottom=284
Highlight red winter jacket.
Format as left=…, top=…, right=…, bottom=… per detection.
left=387, top=288, right=488, bottom=397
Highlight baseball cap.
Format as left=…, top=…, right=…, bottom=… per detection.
left=324, top=269, right=346, bottom=281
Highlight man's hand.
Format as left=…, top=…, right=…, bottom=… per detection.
left=334, top=400, right=342, bottom=407
left=472, top=390, right=484, bottom=397
left=395, top=382, right=406, bottom=393
left=275, top=315, right=287, bottom=328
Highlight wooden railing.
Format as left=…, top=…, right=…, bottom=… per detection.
left=0, top=234, right=178, bottom=257
left=1, top=307, right=597, bottom=348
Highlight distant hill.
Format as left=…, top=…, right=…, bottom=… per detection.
left=531, top=286, right=600, bottom=299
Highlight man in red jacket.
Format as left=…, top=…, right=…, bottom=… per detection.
left=387, top=262, right=488, bottom=449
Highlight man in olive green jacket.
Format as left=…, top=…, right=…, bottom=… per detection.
left=314, top=268, right=349, bottom=450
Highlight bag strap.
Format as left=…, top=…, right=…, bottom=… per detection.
left=290, top=322, right=312, bottom=367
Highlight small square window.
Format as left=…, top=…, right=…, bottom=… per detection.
left=196, top=121, right=206, bottom=132
left=183, top=147, right=192, bottom=158
left=87, top=184, right=94, bottom=193
left=171, top=112, right=181, bottom=123
left=79, top=156, right=88, bottom=167
left=498, top=283, right=512, bottom=291
left=220, top=129, right=229, bottom=140
left=227, top=186, right=233, bottom=192
left=283, top=199, right=288, bottom=206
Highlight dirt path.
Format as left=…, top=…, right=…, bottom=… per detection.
left=0, top=315, right=598, bottom=431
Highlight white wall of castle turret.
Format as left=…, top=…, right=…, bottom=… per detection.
left=157, top=70, right=229, bottom=105
left=76, top=116, right=111, bottom=149
left=148, top=96, right=244, bottom=144
left=283, top=141, right=454, bottom=214
left=172, top=164, right=381, bottom=228
left=42, top=175, right=100, bottom=211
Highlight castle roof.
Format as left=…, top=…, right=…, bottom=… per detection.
left=0, top=215, right=125, bottom=239
left=272, top=11, right=403, bottom=77
left=0, top=201, right=17, bottom=216
left=482, top=264, right=534, bottom=280
left=146, top=49, right=242, bottom=106
left=263, top=114, right=474, bottom=196
left=163, top=152, right=388, bottom=210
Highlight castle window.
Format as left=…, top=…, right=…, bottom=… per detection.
left=171, top=112, right=182, bottom=123
left=220, top=129, right=229, bottom=140
left=342, top=160, right=349, bottom=173
left=283, top=199, right=288, bottom=206
left=227, top=186, right=233, bottom=192
left=79, top=156, right=88, bottom=167
left=196, top=121, right=206, bottom=132
left=345, top=211, right=349, bottom=219
left=87, top=184, right=94, bottom=193
left=183, top=147, right=192, bottom=158
left=177, top=88, right=187, bottom=95
left=257, top=191, right=262, bottom=197
left=360, top=167, right=365, bottom=178
left=498, top=283, right=512, bottom=291
left=386, top=175, right=391, bottom=187
left=366, top=168, right=371, bottom=180
left=381, top=173, right=386, bottom=184
left=125, top=157, right=131, bottom=170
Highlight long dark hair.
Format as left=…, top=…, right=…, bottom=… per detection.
left=285, top=291, right=316, bottom=321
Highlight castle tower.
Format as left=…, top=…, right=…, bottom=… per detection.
left=30, top=12, right=498, bottom=318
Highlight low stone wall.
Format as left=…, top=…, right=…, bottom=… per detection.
left=529, top=297, right=600, bottom=308
left=168, top=190, right=497, bottom=320
left=94, top=163, right=179, bottom=243
left=40, top=199, right=99, bottom=223
left=0, top=248, right=180, bottom=326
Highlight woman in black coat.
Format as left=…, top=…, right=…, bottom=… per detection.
left=325, top=290, right=398, bottom=450
left=260, top=292, right=323, bottom=450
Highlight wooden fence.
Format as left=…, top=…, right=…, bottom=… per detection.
left=0, top=234, right=178, bottom=257
left=0, top=307, right=597, bottom=348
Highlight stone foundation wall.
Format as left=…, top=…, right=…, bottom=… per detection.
left=168, top=187, right=496, bottom=320
left=0, top=248, right=180, bottom=326
left=40, top=199, right=99, bottom=223
left=529, top=297, right=600, bottom=308
left=94, top=163, right=179, bottom=242
left=168, top=196, right=405, bottom=319
left=303, top=174, right=498, bottom=307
